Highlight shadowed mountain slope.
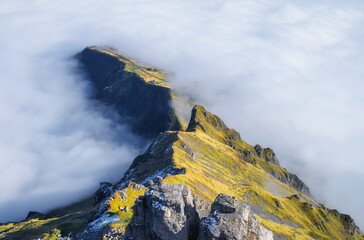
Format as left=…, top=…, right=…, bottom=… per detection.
left=76, top=46, right=183, bottom=138
left=1, top=48, right=363, bottom=240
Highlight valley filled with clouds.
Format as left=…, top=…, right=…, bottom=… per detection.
left=0, top=0, right=363, bottom=229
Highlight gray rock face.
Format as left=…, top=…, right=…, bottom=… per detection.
left=254, top=145, right=280, bottom=166
left=254, top=145, right=264, bottom=158
left=269, top=170, right=311, bottom=197
left=94, top=182, right=113, bottom=203
left=262, top=148, right=280, bottom=166
left=211, top=194, right=237, bottom=214
left=126, top=179, right=207, bottom=240
left=126, top=181, right=272, bottom=240
left=76, top=47, right=181, bottom=138
left=199, top=193, right=274, bottom=240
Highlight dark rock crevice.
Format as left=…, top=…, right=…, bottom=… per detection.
left=125, top=181, right=273, bottom=240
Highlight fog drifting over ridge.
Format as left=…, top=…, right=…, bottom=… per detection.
left=1, top=0, right=364, bottom=229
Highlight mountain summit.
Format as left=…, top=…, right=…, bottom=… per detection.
left=1, top=47, right=363, bottom=240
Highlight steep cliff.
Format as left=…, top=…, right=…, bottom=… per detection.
left=2, top=48, right=363, bottom=240
left=76, top=46, right=183, bottom=138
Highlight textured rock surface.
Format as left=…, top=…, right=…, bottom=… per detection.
left=199, top=193, right=274, bottom=240
left=94, top=182, right=113, bottom=203
left=126, top=180, right=272, bottom=240
left=77, top=47, right=181, bottom=138
left=125, top=178, right=206, bottom=240
left=269, top=170, right=311, bottom=197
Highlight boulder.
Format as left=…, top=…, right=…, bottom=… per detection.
left=126, top=181, right=207, bottom=240
left=199, top=194, right=274, bottom=240
left=126, top=182, right=272, bottom=240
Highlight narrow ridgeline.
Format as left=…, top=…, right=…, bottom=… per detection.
left=117, top=105, right=363, bottom=239
left=1, top=48, right=363, bottom=240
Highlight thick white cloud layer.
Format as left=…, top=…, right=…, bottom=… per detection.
left=1, top=0, right=364, bottom=229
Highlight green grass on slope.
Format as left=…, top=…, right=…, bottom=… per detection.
left=107, top=182, right=146, bottom=235
left=0, top=197, right=99, bottom=240
left=163, top=131, right=360, bottom=239
left=161, top=105, right=363, bottom=240
left=88, top=46, right=169, bottom=88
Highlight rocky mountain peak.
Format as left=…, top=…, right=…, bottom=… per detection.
left=2, top=47, right=363, bottom=240
left=187, top=105, right=241, bottom=143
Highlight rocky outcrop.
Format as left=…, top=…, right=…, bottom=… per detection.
left=76, top=47, right=181, bottom=138
left=199, top=194, right=274, bottom=240
left=269, top=170, right=311, bottom=197
left=186, top=105, right=242, bottom=145
left=329, top=209, right=361, bottom=236
left=125, top=178, right=206, bottom=240
left=125, top=180, right=272, bottom=240
left=254, top=145, right=280, bottom=166
left=94, top=182, right=113, bottom=203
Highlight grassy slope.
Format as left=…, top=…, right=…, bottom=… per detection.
left=107, top=182, right=146, bottom=235
left=0, top=197, right=98, bottom=240
left=2, top=50, right=363, bottom=239
left=2, top=105, right=362, bottom=240
left=87, top=46, right=169, bottom=88
left=128, top=105, right=363, bottom=240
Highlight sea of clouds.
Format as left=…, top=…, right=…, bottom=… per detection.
left=0, top=0, right=363, bottom=229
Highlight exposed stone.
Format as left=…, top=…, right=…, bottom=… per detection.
left=254, top=145, right=264, bottom=158
left=263, top=148, right=280, bottom=166
left=329, top=209, right=360, bottom=236
left=211, top=193, right=237, bottom=214
left=199, top=195, right=274, bottom=240
left=126, top=183, right=272, bottom=240
left=126, top=182, right=205, bottom=240
left=76, top=47, right=181, bottom=138
left=94, top=182, right=113, bottom=203
left=270, top=171, right=311, bottom=197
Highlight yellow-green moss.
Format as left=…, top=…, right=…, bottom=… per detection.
left=107, top=183, right=146, bottom=234
left=88, top=47, right=169, bottom=88
left=41, top=228, right=61, bottom=240
left=161, top=109, right=363, bottom=239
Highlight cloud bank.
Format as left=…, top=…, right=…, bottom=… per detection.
left=1, top=0, right=364, bottom=229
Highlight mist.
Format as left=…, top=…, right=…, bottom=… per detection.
left=1, top=0, right=364, bottom=229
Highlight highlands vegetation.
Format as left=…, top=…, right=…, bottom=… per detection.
left=1, top=47, right=363, bottom=240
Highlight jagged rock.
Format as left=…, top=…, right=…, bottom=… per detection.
left=126, top=182, right=272, bottom=240
left=94, top=182, right=113, bottom=203
left=211, top=194, right=237, bottom=214
left=254, top=145, right=264, bottom=158
left=270, top=171, right=311, bottom=197
left=329, top=209, right=360, bottom=236
left=199, top=193, right=274, bottom=240
left=254, top=145, right=280, bottom=166
left=126, top=182, right=206, bottom=240
left=263, top=148, right=280, bottom=166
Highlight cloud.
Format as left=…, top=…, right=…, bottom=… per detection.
left=1, top=0, right=364, bottom=229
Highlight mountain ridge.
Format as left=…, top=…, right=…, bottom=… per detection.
left=1, top=47, right=363, bottom=240
left=76, top=46, right=184, bottom=138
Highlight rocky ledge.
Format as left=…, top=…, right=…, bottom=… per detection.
left=125, top=178, right=273, bottom=240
